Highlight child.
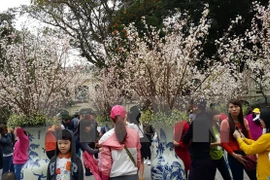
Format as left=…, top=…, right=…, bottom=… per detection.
left=13, top=127, right=29, bottom=180
left=47, top=129, right=84, bottom=180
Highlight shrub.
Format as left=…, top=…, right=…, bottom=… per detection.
left=7, top=113, right=52, bottom=128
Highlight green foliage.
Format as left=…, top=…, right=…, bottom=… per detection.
left=7, top=113, right=52, bottom=128
left=242, top=104, right=249, bottom=116
left=111, top=0, right=166, bottom=42
left=0, top=11, right=16, bottom=38
left=140, top=109, right=155, bottom=125
left=112, top=0, right=268, bottom=70
left=26, top=1, right=113, bottom=68
left=95, top=115, right=110, bottom=126
left=0, top=106, right=12, bottom=124
left=211, top=102, right=250, bottom=115
left=212, top=104, right=227, bottom=114
left=140, top=109, right=189, bottom=127
left=0, top=11, right=21, bottom=72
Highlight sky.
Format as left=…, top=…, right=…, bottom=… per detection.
left=0, top=0, right=89, bottom=66
left=0, top=0, right=30, bottom=12
left=0, top=0, right=33, bottom=29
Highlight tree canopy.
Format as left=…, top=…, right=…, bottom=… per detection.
left=112, top=0, right=269, bottom=61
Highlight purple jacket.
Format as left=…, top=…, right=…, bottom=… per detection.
left=13, top=128, right=29, bottom=164
left=245, top=114, right=262, bottom=140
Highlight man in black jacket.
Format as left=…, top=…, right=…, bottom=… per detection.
left=182, top=99, right=215, bottom=180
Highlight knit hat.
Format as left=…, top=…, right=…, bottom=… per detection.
left=110, top=105, right=126, bottom=120
left=252, top=108, right=260, bottom=114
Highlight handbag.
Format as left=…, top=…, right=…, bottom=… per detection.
left=244, top=155, right=257, bottom=171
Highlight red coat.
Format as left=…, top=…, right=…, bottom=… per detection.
left=174, top=121, right=191, bottom=170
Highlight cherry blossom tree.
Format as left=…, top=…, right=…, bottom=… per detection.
left=243, top=2, right=270, bottom=105
left=0, top=28, right=85, bottom=118
left=88, top=68, right=125, bottom=120
left=104, top=6, right=244, bottom=112
left=216, top=1, right=270, bottom=105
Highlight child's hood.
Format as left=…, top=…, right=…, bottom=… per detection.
left=16, top=127, right=28, bottom=140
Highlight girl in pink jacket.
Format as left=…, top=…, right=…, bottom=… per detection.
left=13, top=127, right=29, bottom=180
left=98, top=105, right=141, bottom=180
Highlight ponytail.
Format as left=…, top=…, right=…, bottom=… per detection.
left=114, top=116, right=127, bottom=144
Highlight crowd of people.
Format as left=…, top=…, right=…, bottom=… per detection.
left=174, top=99, right=270, bottom=180
left=0, top=125, right=29, bottom=180
left=0, top=105, right=154, bottom=180
left=0, top=99, right=270, bottom=180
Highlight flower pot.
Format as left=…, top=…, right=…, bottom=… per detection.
left=21, top=127, right=49, bottom=180
left=151, top=126, right=186, bottom=180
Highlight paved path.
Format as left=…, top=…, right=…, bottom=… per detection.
left=84, top=163, right=250, bottom=180
left=0, top=163, right=249, bottom=180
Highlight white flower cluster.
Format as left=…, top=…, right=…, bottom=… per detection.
left=0, top=28, right=85, bottom=117
left=104, top=6, right=246, bottom=113
left=217, top=1, right=270, bottom=99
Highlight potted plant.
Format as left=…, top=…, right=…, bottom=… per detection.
left=7, top=113, right=56, bottom=180
left=0, top=27, right=86, bottom=180
left=139, top=108, right=189, bottom=179
left=103, top=4, right=245, bottom=178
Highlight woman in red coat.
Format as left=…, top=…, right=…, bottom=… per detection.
left=174, top=120, right=191, bottom=178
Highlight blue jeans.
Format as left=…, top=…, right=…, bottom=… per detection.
left=14, top=164, right=24, bottom=180
left=2, top=155, right=13, bottom=174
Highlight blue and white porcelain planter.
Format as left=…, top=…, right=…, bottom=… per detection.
left=21, top=127, right=49, bottom=180
left=151, top=126, right=186, bottom=180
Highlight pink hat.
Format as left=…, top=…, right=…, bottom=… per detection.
left=110, top=105, right=126, bottom=120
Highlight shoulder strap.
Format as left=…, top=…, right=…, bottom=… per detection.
left=124, top=146, right=136, bottom=167
left=137, top=124, right=144, bottom=134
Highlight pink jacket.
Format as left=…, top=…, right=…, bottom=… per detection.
left=98, top=127, right=141, bottom=179
left=13, top=128, right=29, bottom=164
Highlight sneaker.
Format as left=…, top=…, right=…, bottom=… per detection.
left=147, top=159, right=151, bottom=166
left=144, top=159, right=147, bottom=164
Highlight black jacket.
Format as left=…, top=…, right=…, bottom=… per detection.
left=0, top=146, right=3, bottom=169
left=0, top=133, right=13, bottom=155
left=47, top=129, right=84, bottom=180
left=182, top=112, right=213, bottom=159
